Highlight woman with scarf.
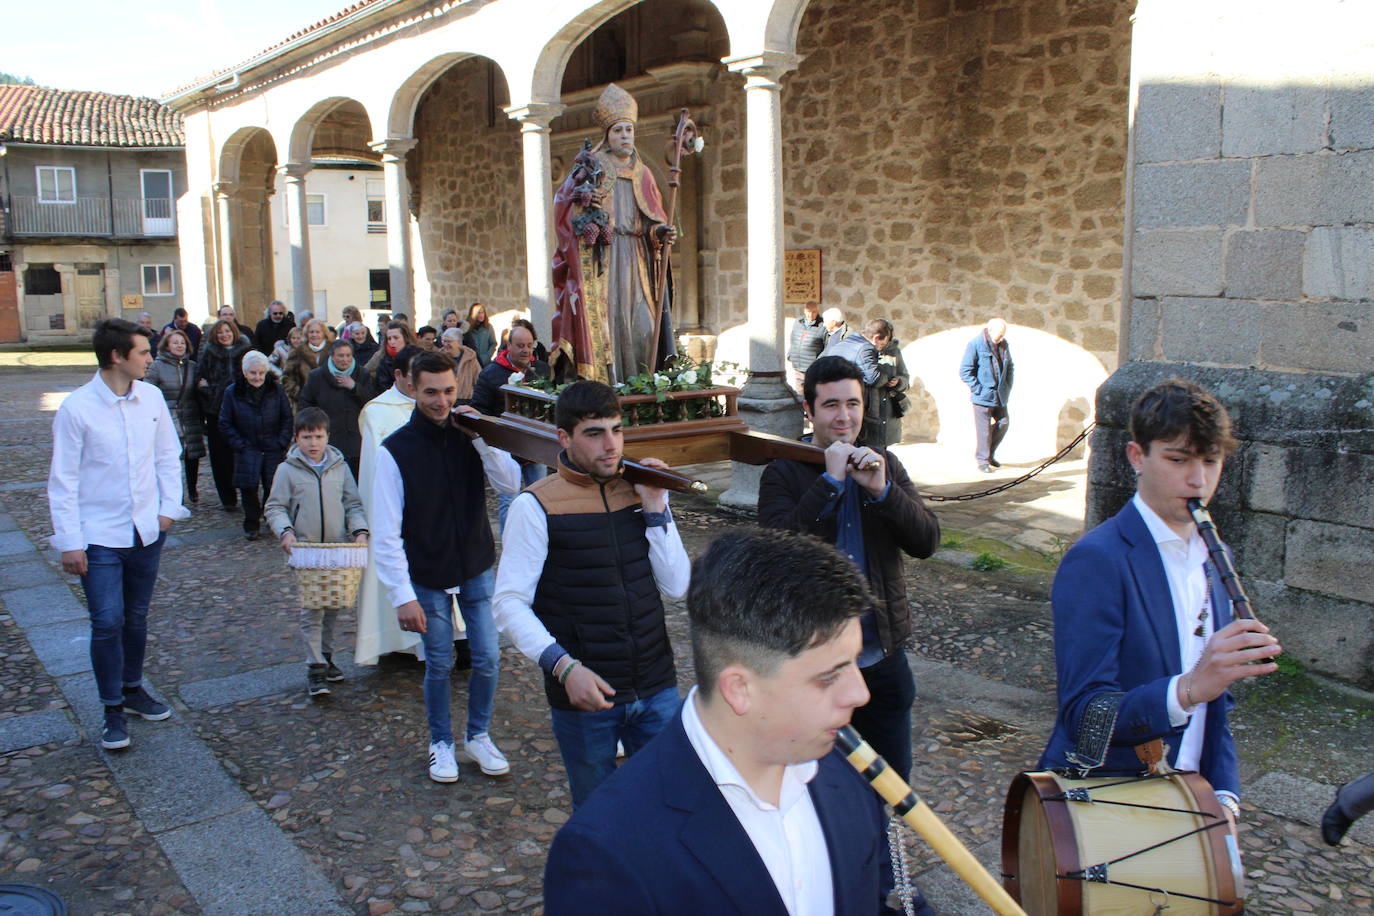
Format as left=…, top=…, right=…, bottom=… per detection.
left=363, top=320, right=420, bottom=393
left=298, top=338, right=373, bottom=481
left=196, top=319, right=251, bottom=510
left=347, top=322, right=379, bottom=367
left=282, top=318, right=331, bottom=407
left=146, top=328, right=207, bottom=504
left=219, top=350, right=293, bottom=540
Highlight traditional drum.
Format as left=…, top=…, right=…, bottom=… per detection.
left=1003, top=771, right=1244, bottom=915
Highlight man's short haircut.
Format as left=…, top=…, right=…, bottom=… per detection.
left=410, top=348, right=457, bottom=382
left=173, top=307, right=188, bottom=319
left=1130, top=378, right=1237, bottom=456
left=863, top=318, right=893, bottom=339
left=330, top=338, right=354, bottom=355
left=554, top=380, right=621, bottom=433
left=394, top=344, right=423, bottom=378
left=294, top=406, right=331, bottom=434
left=821, top=307, right=844, bottom=326
left=92, top=317, right=151, bottom=369
left=418, top=325, right=437, bottom=338
left=509, top=317, right=536, bottom=339
left=393, top=312, right=409, bottom=324
left=690, top=529, right=872, bottom=697
left=802, top=355, right=864, bottom=411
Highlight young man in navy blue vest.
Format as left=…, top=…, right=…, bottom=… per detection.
left=370, top=349, right=522, bottom=783
left=493, top=380, right=690, bottom=808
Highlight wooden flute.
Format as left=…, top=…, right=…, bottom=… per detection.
left=834, top=725, right=1028, bottom=916
left=1186, top=498, right=1258, bottom=621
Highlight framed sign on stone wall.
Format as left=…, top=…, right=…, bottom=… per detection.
left=784, top=249, right=822, bottom=304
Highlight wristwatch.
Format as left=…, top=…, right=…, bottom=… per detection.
left=1217, top=795, right=1241, bottom=820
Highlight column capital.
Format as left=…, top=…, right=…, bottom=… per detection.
left=369, top=137, right=418, bottom=160
left=504, top=101, right=564, bottom=131
left=212, top=180, right=238, bottom=198
left=722, top=50, right=801, bottom=86
left=279, top=161, right=313, bottom=181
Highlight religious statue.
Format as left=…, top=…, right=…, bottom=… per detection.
left=550, top=84, right=679, bottom=384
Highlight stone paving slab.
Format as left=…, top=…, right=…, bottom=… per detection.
left=165, top=525, right=252, bottom=549
left=1, top=583, right=86, bottom=627
left=0, top=511, right=17, bottom=531
left=0, top=530, right=36, bottom=556
left=157, top=806, right=350, bottom=916
left=915, top=837, right=998, bottom=916
left=1249, top=770, right=1374, bottom=847
left=0, top=708, right=77, bottom=752
left=179, top=662, right=308, bottom=710
left=0, top=481, right=46, bottom=492
left=0, top=557, right=63, bottom=588
left=24, top=618, right=92, bottom=677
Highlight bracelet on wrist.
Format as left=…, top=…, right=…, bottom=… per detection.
left=558, top=659, right=582, bottom=686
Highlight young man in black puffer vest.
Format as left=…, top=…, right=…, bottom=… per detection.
left=493, top=380, right=690, bottom=808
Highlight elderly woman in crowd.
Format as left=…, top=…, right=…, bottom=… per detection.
left=219, top=350, right=293, bottom=540
left=196, top=318, right=252, bottom=510
left=440, top=327, right=482, bottom=406
left=462, top=302, right=496, bottom=366
left=298, top=337, right=373, bottom=481
left=346, top=322, right=379, bottom=367
left=282, top=318, right=331, bottom=407
left=146, top=328, right=206, bottom=503
left=365, top=320, right=421, bottom=393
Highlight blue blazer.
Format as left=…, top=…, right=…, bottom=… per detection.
left=1037, top=501, right=1240, bottom=796
left=544, top=708, right=890, bottom=915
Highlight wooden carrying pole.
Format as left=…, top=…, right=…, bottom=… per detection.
left=835, top=726, right=1028, bottom=916
left=646, top=108, right=696, bottom=374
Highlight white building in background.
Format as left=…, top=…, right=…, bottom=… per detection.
left=271, top=160, right=390, bottom=325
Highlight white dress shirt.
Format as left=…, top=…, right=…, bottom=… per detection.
left=681, top=687, right=834, bottom=916
left=48, top=372, right=190, bottom=552
left=370, top=428, right=520, bottom=608
left=492, top=488, right=691, bottom=665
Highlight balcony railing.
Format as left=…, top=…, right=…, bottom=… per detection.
left=5, top=197, right=176, bottom=238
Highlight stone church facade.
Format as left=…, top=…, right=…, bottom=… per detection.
left=164, top=0, right=1372, bottom=686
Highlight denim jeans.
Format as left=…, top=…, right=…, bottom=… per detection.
left=851, top=649, right=917, bottom=783
left=82, top=531, right=165, bottom=706
left=549, top=685, right=681, bottom=808
left=497, top=463, right=548, bottom=533
left=412, top=569, right=499, bottom=745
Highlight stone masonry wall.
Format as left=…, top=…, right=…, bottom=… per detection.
left=702, top=0, right=1133, bottom=367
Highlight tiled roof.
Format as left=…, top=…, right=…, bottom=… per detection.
left=167, top=0, right=386, bottom=97
left=0, top=84, right=184, bottom=148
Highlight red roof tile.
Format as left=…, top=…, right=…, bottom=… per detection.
left=0, top=85, right=184, bottom=148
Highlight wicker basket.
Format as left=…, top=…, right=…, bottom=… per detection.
left=288, top=542, right=368, bottom=610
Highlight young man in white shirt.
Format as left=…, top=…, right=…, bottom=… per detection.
left=48, top=318, right=190, bottom=751
left=544, top=528, right=908, bottom=915
left=1038, top=378, right=1282, bottom=824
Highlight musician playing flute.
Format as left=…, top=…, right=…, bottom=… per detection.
left=545, top=528, right=914, bottom=915
left=492, top=380, right=690, bottom=809
left=1038, top=379, right=1282, bottom=824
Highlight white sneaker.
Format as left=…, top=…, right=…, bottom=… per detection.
left=462, top=732, right=511, bottom=776
left=428, top=741, right=459, bottom=783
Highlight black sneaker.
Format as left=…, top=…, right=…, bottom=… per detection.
left=308, top=664, right=331, bottom=697
left=101, top=706, right=131, bottom=750
left=323, top=654, right=345, bottom=682
left=988, top=458, right=1001, bottom=468
left=122, top=685, right=172, bottom=721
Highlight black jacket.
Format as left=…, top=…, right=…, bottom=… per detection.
left=297, top=362, right=374, bottom=460
left=254, top=315, right=296, bottom=354
left=758, top=447, right=940, bottom=653
left=471, top=356, right=551, bottom=417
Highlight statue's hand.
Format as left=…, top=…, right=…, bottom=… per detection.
left=656, top=225, right=679, bottom=246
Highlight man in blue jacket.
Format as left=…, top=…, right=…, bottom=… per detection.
left=544, top=528, right=926, bottom=914
left=1038, top=379, right=1281, bottom=827
left=958, top=317, right=1013, bottom=472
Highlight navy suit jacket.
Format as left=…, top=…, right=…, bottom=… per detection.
left=544, top=708, right=890, bottom=915
left=1037, top=500, right=1241, bottom=796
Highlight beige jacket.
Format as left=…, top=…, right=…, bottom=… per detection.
left=265, top=444, right=367, bottom=543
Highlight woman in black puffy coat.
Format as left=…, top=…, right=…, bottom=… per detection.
left=218, top=350, right=293, bottom=540
left=195, top=320, right=251, bottom=510
left=145, top=329, right=206, bottom=503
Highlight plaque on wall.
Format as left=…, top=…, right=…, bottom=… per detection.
left=784, top=249, right=822, bottom=304
left=49, top=314, right=66, bottom=330
left=122, top=294, right=143, bottom=310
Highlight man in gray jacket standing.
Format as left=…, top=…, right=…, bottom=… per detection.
left=959, top=317, right=1014, bottom=473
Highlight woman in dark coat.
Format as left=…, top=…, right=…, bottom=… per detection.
left=297, top=338, right=373, bottom=481
left=145, top=328, right=207, bottom=503
left=864, top=318, right=910, bottom=448
left=365, top=321, right=420, bottom=393
left=462, top=302, right=496, bottom=366
left=219, top=350, right=293, bottom=540
left=346, top=322, right=379, bottom=368
left=195, top=319, right=251, bottom=510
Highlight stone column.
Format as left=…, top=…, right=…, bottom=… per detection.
left=370, top=138, right=418, bottom=317
left=279, top=162, right=314, bottom=317
left=719, top=51, right=801, bottom=510
left=212, top=181, right=238, bottom=308
left=505, top=102, right=563, bottom=343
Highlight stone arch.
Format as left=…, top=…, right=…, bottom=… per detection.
left=901, top=325, right=1107, bottom=464
left=287, top=97, right=376, bottom=165
left=388, top=53, right=506, bottom=140
left=215, top=126, right=279, bottom=324
left=761, top=0, right=811, bottom=52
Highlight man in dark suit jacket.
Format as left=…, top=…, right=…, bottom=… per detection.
left=544, top=528, right=928, bottom=915
left=1039, top=379, right=1280, bottom=823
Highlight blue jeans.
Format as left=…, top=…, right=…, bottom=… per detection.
left=549, top=685, right=681, bottom=808
left=412, top=570, right=499, bottom=745
left=497, top=463, right=548, bottom=533
left=82, top=531, right=165, bottom=706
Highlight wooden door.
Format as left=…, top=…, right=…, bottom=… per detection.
left=75, top=266, right=105, bottom=329
left=0, top=256, right=19, bottom=342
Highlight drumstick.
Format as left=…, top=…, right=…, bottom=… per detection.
left=836, top=726, right=1028, bottom=916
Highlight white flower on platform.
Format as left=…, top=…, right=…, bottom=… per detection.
left=654, top=373, right=672, bottom=388
left=509, top=372, right=526, bottom=385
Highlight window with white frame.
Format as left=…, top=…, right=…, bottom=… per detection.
left=37, top=167, right=76, bottom=203
left=285, top=193, right=327, bottom=227
left=142, top=264, right=175, bottom=296
left=366, top=179, right=385, bottom=232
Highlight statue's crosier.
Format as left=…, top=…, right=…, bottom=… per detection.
left=551, top=84, right=677, bottom=384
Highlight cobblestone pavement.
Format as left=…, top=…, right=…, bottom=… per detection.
left=1, top=360, right=1370, bottom=915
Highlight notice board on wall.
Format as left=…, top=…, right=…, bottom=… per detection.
left=783, top=249, right=822, bottom=304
